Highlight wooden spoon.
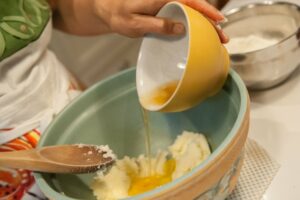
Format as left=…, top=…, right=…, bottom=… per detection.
left=0, top=144, right=115, bottom=174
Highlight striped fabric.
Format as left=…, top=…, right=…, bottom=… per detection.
left=0, top=77, right=82, bottom=200
left=0, top=129, right=48, bottom=200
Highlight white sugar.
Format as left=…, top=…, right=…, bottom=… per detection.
left=96, top=145, right=117, bottom=160
left=76, top=143, right=85, bottom=148
left=75, top=144, right=116, bottom=161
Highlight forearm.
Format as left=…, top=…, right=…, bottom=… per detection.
left=49, top=0, right=110, bottom=35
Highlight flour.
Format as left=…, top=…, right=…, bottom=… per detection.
left=225, top=35, right=279, bottom=54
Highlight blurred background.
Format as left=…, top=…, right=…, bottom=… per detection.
left=49, top=0, right=230, bottom=87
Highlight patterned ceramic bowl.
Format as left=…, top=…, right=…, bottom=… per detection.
left=35, top=68, right=249, bottom=200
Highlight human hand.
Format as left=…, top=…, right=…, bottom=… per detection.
left=93, top=0, right=228, bottom=42
left=51, top=0, right=228, bottom=43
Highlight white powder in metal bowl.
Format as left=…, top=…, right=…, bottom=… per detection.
left=225, top=35, right=279, bottom=54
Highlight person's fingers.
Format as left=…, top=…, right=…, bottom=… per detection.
left=130, top=0, right=225, bottom=24
left=122, top=15, right=185, bottom=37
left=215, top=24, right=229, bottom=43
left=131, top=0, right=224, bottom=22
left=206, top=17, right=229, bottom=43
left=115, top=0, right=226, bottom=39
left=123, top=15, right=228, bottom=43
left=181, top=0, right=224, bottom=22
left=129, top=0, right=172, bottom=15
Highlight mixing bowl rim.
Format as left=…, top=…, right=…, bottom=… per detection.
left=34, top=67, right=248, bottom=200
left=222, top=1, right=300, bottom=55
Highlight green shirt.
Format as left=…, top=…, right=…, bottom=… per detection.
left=0, top=0, right=50, bottom=61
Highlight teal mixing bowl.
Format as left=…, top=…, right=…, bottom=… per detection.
left=35, top=68, right=249, bottom=200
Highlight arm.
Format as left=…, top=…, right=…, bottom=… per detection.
left=49, top=0, right=228, bottom=42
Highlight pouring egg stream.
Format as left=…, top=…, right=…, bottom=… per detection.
left=128, top=81, right=179, bottom=196
left=91, top=0, right=230, bottom=198
left=90, top=40, right=215, bottom=198
left=91, top=80, right=212, bottom=199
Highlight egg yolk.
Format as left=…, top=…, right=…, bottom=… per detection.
left=128, top=159, right=176, bottom=196
left=143, top=81, right=179, bottom=106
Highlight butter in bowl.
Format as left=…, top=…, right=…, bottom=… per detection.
left=222, top=1, right=300, bottom=90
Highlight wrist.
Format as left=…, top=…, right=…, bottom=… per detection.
left=76, top=0, right=111, bottom=35
left=47, top=0, right=57, bottom=10
left=53, top=0, right=111, bottom=35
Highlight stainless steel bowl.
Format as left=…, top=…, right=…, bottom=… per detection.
left=222, top=1, right=300, bottom=90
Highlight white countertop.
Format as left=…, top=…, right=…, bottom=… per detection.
left=249, top=68, right=300, bottom=200
left=223, top=0, right=300, bottom=199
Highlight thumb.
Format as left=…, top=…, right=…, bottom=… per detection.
left=130, top=15, right=185, bottom=36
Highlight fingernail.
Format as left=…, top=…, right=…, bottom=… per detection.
left=221, top=31, right=230, bottom=43
left=217, top=11, right=225, bottom=20
left=173, top=23, right=185, bottom=35
left=216, top=24, right=222, bottom=30
left=217, top=17, right=228, bottom=24
left=223, top=33, right=230, bottom=43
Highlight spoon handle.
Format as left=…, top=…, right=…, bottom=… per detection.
left=0, top=150, right=45, bottom=170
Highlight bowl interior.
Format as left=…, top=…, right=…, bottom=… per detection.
left=36, top=68, right=244, bottom=200
left=223, top=2, right=300, bottom=54
left=136, top=3, right=188, bottom=99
